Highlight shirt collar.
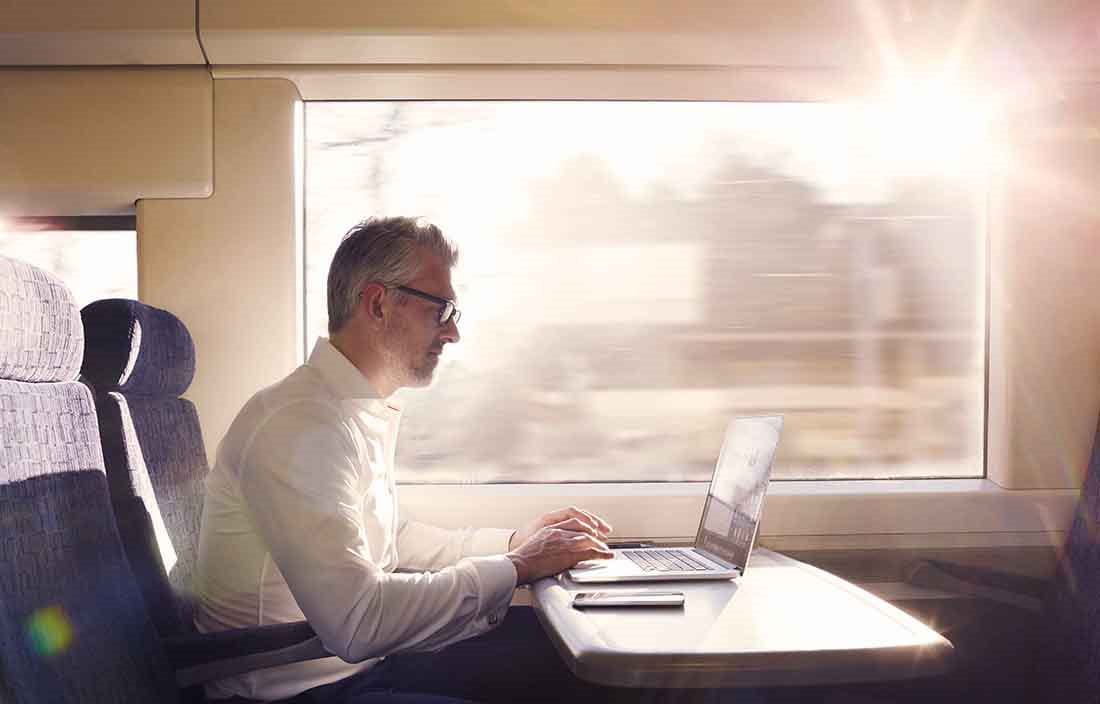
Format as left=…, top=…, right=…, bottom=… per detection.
left=307, top=338, right=402, bottom=415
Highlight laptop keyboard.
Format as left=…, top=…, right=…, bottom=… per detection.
left=623, top=548, right=715, bottom=572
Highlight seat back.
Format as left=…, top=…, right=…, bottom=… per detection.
left=80, top=298, right=207, bottom=637
left=1047, top=415, right=1100, bottom=701
left=0, top=255, right=177, bottom=703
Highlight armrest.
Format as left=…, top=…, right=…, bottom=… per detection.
left=903, top=559, right=1048, bottom=612
left=164, top=620, right=330, bottom=688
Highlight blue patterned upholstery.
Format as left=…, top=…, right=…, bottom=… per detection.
left=0, top=256, right=178, bottom=703
left=1047, top=416, right=1100, bottom=702
left=899, top=418, right=1100, bottom=704
left=80, top=299, right=208, bottom=638
left=0, top=255, right=83, bottom=383
left=81, top=298, right=195, bottom=397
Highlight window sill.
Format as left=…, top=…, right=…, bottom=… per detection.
left=397, top=479, right=1077, bottom=551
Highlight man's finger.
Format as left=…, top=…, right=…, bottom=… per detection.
left=552, top=507, right=595, bottom=532
left=574, top=508, right=612, bottom=536
left=567, top=532, right=610, bottom=553
left=550, top=518, right=607, bottom=543
left=545, top=507, right=578, bottom=524
left=553, top=505, right=612, bottom=536
left=549, top=517, right=589, bottom=533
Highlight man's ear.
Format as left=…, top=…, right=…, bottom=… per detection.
left=360, top=282, right=387, bottom=323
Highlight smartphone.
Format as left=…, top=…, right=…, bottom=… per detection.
left=572, top=590, right=685, bottom=608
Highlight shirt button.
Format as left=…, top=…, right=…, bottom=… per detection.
left=488, top=614, right=500, bottom=625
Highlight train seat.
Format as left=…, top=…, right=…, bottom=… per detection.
left=1046, top=418, right=1100, bottom=699
left=0, top=257, right=325, bottom=702
left=75, top=296, right=326, bottom=695
left=904, top=415, right=1100, bottom=703
left=79, top=298, right=207, bottom=637
left=0, top=254, right=179, bottom=702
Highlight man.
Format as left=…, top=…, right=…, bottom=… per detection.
left=195, top=217, right=614, bottom=703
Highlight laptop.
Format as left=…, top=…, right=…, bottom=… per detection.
left=567, top=415, right=782, bottom=584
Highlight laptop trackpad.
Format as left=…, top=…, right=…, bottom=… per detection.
left=571, top=556, right=621, bottom=571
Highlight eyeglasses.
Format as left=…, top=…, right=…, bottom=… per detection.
left=394, top=285, right=462, bottom=326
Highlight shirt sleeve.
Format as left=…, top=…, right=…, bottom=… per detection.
left=396, top=518, right=515, bottom=571
left=237, top=400, right=517, bottom=662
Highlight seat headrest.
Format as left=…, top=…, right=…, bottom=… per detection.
left=0, top=255, right=84, bottom=383
left=80, top=299, right=196, bottom=397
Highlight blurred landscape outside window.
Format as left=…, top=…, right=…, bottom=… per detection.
left=305, top=102, right=987, bottom=483
left=0, top=219, right=137, bottom=308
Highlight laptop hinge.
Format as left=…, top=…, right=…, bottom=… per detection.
left=694, top=548, right=742, bottom=573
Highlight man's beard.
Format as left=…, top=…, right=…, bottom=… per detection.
left=378, top=336, right=435, bottom=389
left=386, top=335, right=438, bottom=387
left=409, top=350, right=439, bottom=385
left=381, top=314, right=438, bottom=388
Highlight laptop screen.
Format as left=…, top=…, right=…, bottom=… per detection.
left=694, top=416, right=783, bottom=570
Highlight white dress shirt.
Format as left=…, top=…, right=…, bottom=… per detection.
left=194, top=338, right=517, bottom=701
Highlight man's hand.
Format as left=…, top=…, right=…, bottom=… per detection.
left=509, top=506, right=612, bottom=551
left=506, top=519, right=614, bottom=585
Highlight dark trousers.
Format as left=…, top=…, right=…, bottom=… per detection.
left=235, top=607, right=785, bottom=704
left=265, top=606, right=613, bottom=704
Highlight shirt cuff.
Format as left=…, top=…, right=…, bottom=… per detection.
left=466, top=527, right=516, bottom=557
left=466, top=554, right=517, bottom=627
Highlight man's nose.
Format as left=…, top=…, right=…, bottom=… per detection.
left=440, top=317, right=460, bottom=344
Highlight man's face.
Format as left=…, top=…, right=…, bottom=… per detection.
left=383, top=250, right=460, bottom=388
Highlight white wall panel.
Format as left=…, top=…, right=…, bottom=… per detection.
left=201, top=0, right=1100, bottom=74
left=201, top=0, right=860, bottom=67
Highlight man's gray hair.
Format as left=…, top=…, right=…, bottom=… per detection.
left=327, top=216, right=458, bottom=335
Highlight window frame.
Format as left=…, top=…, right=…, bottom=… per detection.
left=4, top=216, right=137, bottom=232
left=399, top=479, right=1075, bottom=548
left=1, top=215, right=139, bottom=307
left=277, top=64, right=1075, bottom=550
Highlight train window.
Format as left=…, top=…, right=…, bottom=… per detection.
left=0, top=216, right=137, bottom=308
left=305, top=102, right=987, bottom=483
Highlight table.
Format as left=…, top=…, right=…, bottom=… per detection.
left=531, top=548, right=953, bottom=689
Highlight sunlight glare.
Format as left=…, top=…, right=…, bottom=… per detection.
left=870, top=78, right=992, bottom=179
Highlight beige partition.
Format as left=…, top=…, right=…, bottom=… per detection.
left=987, top=92, right=1100, bottom=490
left=0, top=0, right=203, bottom=65
left=0, top=68, right=212, bottom=215
left=138, top=78, right=304, bottom=461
